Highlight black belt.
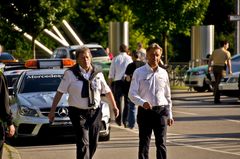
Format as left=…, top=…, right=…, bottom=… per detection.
left=152, top=106, right=166, bottom=111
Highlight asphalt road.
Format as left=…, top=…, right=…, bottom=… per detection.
left=5, top=90, right=240, bottom=159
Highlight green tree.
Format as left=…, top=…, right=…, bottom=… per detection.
left=0, top=0, right=76, bottom=58
left=125, top=0, right=210, bottom=64
left=70, top=0, right=150, bottom=49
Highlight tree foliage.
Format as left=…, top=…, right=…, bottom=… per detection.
left=125, top=0, right=210, bottom=63
left=0, top=0, right=76, bottom=58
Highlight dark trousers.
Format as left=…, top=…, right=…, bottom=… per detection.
left=0, top=122, right=5, bottom=159
left=137, top=106, right=168, bottom=159
left=111, top=80, right=126, bottom=126
left=213, top=66, right=226, bottom=102
left=68, top=106, right=102, bottom=159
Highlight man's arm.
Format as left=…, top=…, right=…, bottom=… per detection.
left=48, top=91, right=63, bottom=122
left=227, top=59, right=232, bottom=74
left=105, top=91, right=119, bottom=117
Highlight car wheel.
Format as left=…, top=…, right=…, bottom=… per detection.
left=193, top=86, right=206, bottom=92
left=193, top=79, right=211, bottom=92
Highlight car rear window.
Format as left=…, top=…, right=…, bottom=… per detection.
left=20, top=74, right=63, bottom=93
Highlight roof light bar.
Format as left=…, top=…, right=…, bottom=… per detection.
left=25, top=58, right=75, bottom=69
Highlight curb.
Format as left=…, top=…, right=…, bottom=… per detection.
left=3, top=144, right=21, bottom=159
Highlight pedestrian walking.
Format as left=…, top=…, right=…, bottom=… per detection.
left=208, top=40, right=232, bottom=104
left=129, top=43, right=174, bottom=159
left=108, top=44, right=132, bottom=127
left=124, top=50, right=145, bottom=129
left=0, top=68, right=15, bottom=159
left=48, top=46, right=119, bottom=159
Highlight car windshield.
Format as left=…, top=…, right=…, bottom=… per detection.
left=19, top=74, right=63, bottom=93
left=69, top=47, right=107, bottom=59
left=0, top=53, right=14, bottom=60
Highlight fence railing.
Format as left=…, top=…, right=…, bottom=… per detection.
left=167, top=62, right=189, bottom=87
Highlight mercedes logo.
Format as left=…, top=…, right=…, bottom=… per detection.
left=57, top=107, right=68, bottom=117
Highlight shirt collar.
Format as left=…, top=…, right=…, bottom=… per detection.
left=79, top=65, right=92, bottom=74
left=146, top=63, right=160, bottom=73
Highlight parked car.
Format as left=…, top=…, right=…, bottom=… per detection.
left=52, top=44, right=110, bottom=63
left=219, top=71, right=240, bottom=98
left=0, top=52, right=18, bottom=64
left=184, top=54, right=240, bottom=92
left=10, top=59, right=111, bottom=141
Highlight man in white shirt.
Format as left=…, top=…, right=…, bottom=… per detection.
left=108, top=44, right=132, bottom=126
left=129, top=43, right=174, bottom=159
left=49, top=47, right=119, bottom=159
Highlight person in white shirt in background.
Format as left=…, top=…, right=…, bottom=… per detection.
left=129, top=43, right=174, bottom=159
left=108, top=44, right=132, bottom=127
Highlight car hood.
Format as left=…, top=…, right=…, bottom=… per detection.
left=187, top=65, right=208, bottom=72
left=16, top=92, right=68, bottom=108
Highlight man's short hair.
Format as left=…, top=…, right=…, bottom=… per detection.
left=75, top=46, right=91, bottom=59
left=132, top=50, right=141, bottom=59
left=119, top=44, right=128, bottom=52
left=146, top=43, right=162, bottom=52
left=220, top=40, right=229, bottom=47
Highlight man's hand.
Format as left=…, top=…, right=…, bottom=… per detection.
left=167, top=118, right=174, bottom=126
left=7, top=124, right=15, bottom=137
left=113, top=107, right=119, bottom=118
left=48, top=109, right=56, bottom=123
left=143, top=102, right=152, bottom=109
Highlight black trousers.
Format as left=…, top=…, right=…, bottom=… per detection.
left=137, top=106, right=168, bottom=159
left=68, top=106, right=102, bottom=159
left=0, top=122, right=5, bottom=159
left=111, top=80, right=127, bottom=126
left=212, top=66, right=226, bottom=102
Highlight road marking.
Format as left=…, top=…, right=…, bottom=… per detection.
left=173, top=110, right=198, bottom=115
left=112, top=125, right=240, bottom=156
left=167, top=140, right=240, bottom=156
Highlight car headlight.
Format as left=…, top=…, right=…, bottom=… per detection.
left=19, top=105, right=39, bottom=117
left=227, top=77, right=239, bottom=83
left=192, top=70, right=206, bottom=75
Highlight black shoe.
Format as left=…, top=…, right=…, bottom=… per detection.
left=123, top=123, right=127, bottom=128
left=214, top=100, right=221, bottom=104
left=115, top=120, right=121, bottom=126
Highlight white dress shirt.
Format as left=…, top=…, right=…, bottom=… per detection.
left=128, top=64, right=173, bottom=119
left=108, top=52, right=132, bottom=81
left=57, top=66, right=111, bottom=109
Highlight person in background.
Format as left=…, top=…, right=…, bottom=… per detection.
left=108, top=44, right=132, bottom=127
left=124, top=50, right=145, bottom=129
left=129, top=43, right=174, bottom=159
left=136, top=42, right=147, bottom=62
left=208, top=40, right=232, bottom=104
left=105, top=47, right=113, bottom=60
left=0, top=69, right=15, bottom=159
left=48, top=47, right=119, bottom=159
